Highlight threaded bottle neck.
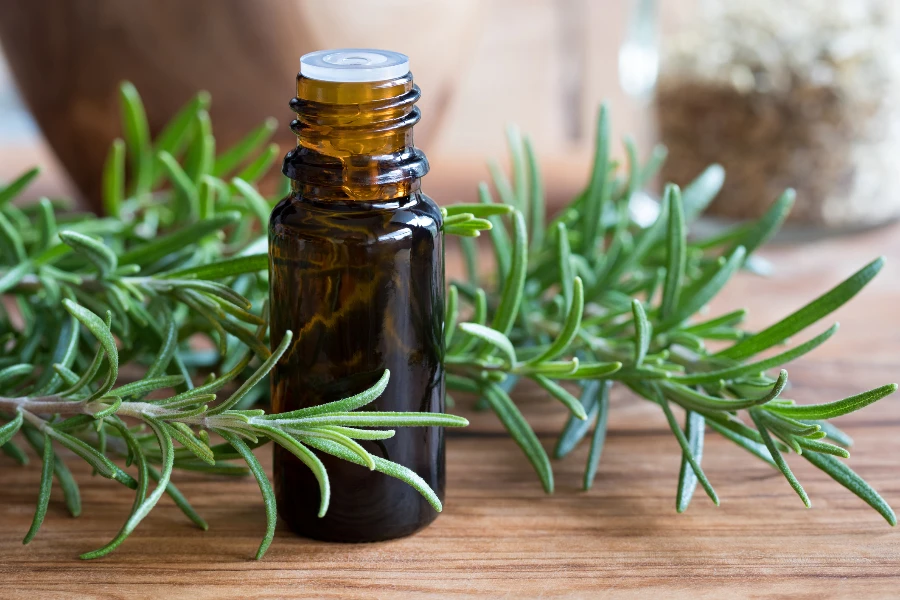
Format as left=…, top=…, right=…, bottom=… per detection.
left=282, top=72, right=429, bottom=202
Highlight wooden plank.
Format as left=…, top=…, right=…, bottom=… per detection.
left=2, top=223, right=900, bottom=597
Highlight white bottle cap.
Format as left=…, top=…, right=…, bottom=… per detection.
left=300, top=49, right=410, bottom=83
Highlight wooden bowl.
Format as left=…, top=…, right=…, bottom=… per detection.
left=0, top=0, right=482, bottom=211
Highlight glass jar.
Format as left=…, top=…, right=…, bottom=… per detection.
left=654, top=0, right=900, bottom=230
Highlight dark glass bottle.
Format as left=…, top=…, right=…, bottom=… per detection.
left=268, top=50, right=445, bottom=542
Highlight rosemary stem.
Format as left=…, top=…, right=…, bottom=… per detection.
left=0, top=396, right=84, bottom=414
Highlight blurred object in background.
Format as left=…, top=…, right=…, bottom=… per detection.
left=618, top=0, right=658, bottom=103
left=0, top=0, right=687, bottom=216
left=617, top=0, right=662, bottom=226
left=0, top=0, right=483, bottom=212
left=0, top=47, right=76, bottom=201
left=656, top=0, right=900, bottom=230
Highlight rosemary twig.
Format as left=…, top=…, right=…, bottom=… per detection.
left=0, top=82, right=468, bottom=560
left=442, top=107, right=896, bottom=523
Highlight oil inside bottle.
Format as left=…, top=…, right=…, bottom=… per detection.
left=268, top=49, right=445, bottom=542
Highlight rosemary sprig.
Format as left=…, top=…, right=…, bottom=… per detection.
left=443, top=103, right=896, bottom=524
left=0, top=82, right=468, bottom=560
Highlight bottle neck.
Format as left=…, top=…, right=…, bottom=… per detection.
left=282, top=73, right=429, bottom=202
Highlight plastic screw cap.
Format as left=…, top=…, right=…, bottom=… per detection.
left=300, top=49, right=410, bottom=82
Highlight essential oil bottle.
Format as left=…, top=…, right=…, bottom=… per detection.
left=268, top=49, right=445, bottom=542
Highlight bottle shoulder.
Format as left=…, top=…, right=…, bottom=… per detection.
left=270, top=190, right=443, bottom=244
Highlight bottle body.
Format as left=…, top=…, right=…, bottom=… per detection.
left=269, top=191, right=444, bottom=541
left=268, top=53, right=445, bottom=542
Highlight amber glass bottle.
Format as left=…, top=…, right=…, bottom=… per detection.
left=268, top=50, right=444, bottom=542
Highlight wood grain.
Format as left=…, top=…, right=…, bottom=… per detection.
left=3, top=224, right=900, bottom=598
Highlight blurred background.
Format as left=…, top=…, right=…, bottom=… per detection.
left=1, top=0, right=898, bottom=231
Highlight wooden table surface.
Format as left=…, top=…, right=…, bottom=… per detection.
left=3, top=220, right=900, bottom=599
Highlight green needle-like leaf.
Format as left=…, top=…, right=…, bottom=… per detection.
left=118, top=212, right=240, bottom=266
left=524, top=135, right=545, bottom=251
left=235, top=143, right=279, bottom=184
left=554, top=381, right=600, bottom=459
left=580, top=103, right=610, bottom=256
left=676, top=411, right=705, bottom=513
left=526, top=277, right=583, bottom=364
left=459, top=323, right=517, bottom=366
left=0, top=411, right=24, bottom=446
left=660, top=184, right=686, bottom=319
left=166, top=423, right=215, bottom=465
left=231, top=177, right=273, bottom=226
left=488, top=159, right=516, bottom=209
left=298, top=427, right=375, bottom=470
left=657, top=246, right=747, bottom=332
left=767, top=383, right=897, bottom=420
left=161, top=253, right=268, bottom=280
left=21, top=427, right=81, bottom=517
left=673, top=324, right=838, bottom=385
left=154, top=91, right=211, bottom=158
left=59, top=231, right=118, bottom=278
left=506, top=125, right=528, bottom=213
left=681, top=164, right=725, bottom=223
left=638, top=144, right=668, bottom=188
left=119, top=81, right=153, bottom=197
left=556, top=222, right=574, bottom=308
left=482, top=382, right=553, bottom=493
left=554, top=362, right=622, bottom=380
left=601, top=191, right=669, bottom=286
left=719, top=257, right=885, bottom=360
left=750, top=409, right=810, bottom=508
left=197, top=176, right=216, bottom=219
left=583, top=380, right=611, bottom=490
left=445, top=285, right=459, bottom=348
left=707, top=419, right=774, bottom=466
left=532, top=375, right=587, bottom=420
left=35, top=198, right=57, bottom=253
left=0, top=261, right=30, bottom=294
left=45, top=424, right=132, bottom=486
left=255, top=424, right=330, bottom=517
left=305, top=436, right=443, bottom=513
left=492, top=210, right=528, bottom=335
left=275, top=412, right=468, bottom=428
left=208, top=331, right=292, bottom=415
left=632, top=299, right=651, bottom=367
left=795, top=437, right=850, bottom=458
left=664, top=369, right=788, bottom=412
left=803, top=451, right=895, bottom=525
left=217, top=430, right=276, bottom=559
left=102, top=139, right=125, bottom=218
left=443, top=204, right=514, bottom=218
left=2, top=441, right=29, bottom=465
left=478, top=183, right=512, bottom=282
left=0, top=211, right=26, bottom=263
left=147, top=465, right=207, bottom=530
left=622, top=136, right=640, bottom=202
left=23, top=433, right=54, bottom=544
left=0, top=364, right=33, bottom=390
left=267, top=370, right=390, bottom=421
left=0, top=167, right=39, bottom=208
left=727, top=188, right=795, bottom=260
left=658, top=395, right=719, bottom=506
left=81, top=416, right=173, bottom=559
left=33, top=312, right=78, bottom=395
left=157, top=151, right=199, bottom=220
left=183, top=110, right=214, bottom=182
left=214, top=118, right=278, bottom=176
left=62, top=301, right=118, bottom=398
